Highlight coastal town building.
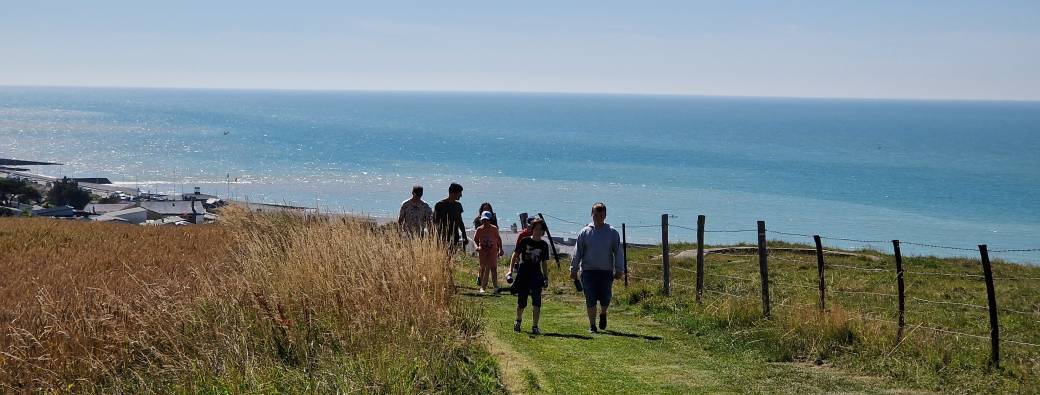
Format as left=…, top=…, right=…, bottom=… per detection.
left=91, top=207, right=148, bottom=224
left=31, top=205, right=75, bottom=218
left=146, top=216, right=192, bottom=226
left=84, top=203, right=135, bottom=215
left=138, top=200, right=205, bottom=221
left=3, top=163, right=317, bottom=226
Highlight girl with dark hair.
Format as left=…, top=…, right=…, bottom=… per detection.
left=472, top=202, right=499, bottom=229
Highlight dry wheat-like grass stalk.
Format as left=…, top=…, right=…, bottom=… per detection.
left=0, top=218, right=231, bottom=391
left=1, top=207, right=471, bottom=392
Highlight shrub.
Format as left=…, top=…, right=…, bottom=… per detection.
left=45, top=177, right=91, bottom=209
left=0, top=178, right=41, bottom=205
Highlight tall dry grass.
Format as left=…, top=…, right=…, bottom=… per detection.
left=0, top=217, right=231, bottom=391
left=1, top=207, right=499, bottom=393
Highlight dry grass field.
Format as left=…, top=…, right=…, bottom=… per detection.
left=0, top=208, right=499, bottom=393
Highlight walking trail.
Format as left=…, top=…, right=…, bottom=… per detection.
left=460, top=274, right=923, bottom=394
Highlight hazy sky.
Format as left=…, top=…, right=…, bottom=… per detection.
left=2, top=1, right=1038, bottom=100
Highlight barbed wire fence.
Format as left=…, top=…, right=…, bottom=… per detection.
left=535, top=211, right=1040, bottom=368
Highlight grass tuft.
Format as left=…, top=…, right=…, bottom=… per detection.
left=619, top=242, right=1040, bottom=393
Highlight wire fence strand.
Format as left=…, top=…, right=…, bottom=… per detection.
left=627, top=274, right=659, bottom=283
left=900, top=241, right=979, bottom=252
left=544, top=214, right=1039, bottom=255
left=764, top=228, right=887, bottom=244
left=769, top=254, right=815, bottom=264
left=993, top=275, right=1040, bottom=281
left=669, top=224, right=698, bottom=232
left=626, top=244, right=662, bottom=251
left=626, top=224, right=661, bottom=229
left=831, top=289, right=899, bottom=298
left=828, top=263, right=894, bottom=273
left=709, top=252, right=757, bottom=258
left=998, top=307, right=1040, bottom=319
left=704, top=272, right=757, bottom=282
left=540, top=213, right=585, bottom=226
left=905, top=270, right=983, bottom=279
left=821, top=236, right=888, bottom=244
left=1004, top=338, right=1040, bottom=348
left=909, top=296, right=988, bottom=311
left=703, top=288, right=757, bottom=300
left=568, top=213, right=1040, bottom=353
left=766, top=230, right=815, bottom=238
left=667, top=224, right=757, bottom=233
left=773, top=299, right=821, bottom=311
left=902, top=270, right=1040, bottom=282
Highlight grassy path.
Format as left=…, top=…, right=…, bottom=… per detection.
left=460, top=275, right=920, bottom=394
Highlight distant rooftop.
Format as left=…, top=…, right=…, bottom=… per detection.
left=83, top=203, right=135, bottom=215
left=138, top=200, right=204, bottom=216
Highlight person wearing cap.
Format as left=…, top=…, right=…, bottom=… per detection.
left=570, top=202, right=624, bottom=333
left=474, top=210, right=503, bottom=293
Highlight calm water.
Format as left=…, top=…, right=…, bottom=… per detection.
left=2, top=86, right=1038, bottom=262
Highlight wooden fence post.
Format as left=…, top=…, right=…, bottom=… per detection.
left=757, top=220, right=770, bottom=319
left=813, top=235, right=826, bottom=312
left=979, top=244, right=1000, bottom=368
left=622, top=223, right=628, bottom=287
left=662, top=214, right=670, bottom=296
left=892, top=240, right=906, bottom=340
left=696, top=215, right=706, bottom=303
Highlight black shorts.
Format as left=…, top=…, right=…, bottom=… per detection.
left=581, top=270, right=614, bottom=308
left=517, top=286, right=542, bottom=308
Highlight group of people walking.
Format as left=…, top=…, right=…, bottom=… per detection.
left=397, top=183, right=625, bottom=335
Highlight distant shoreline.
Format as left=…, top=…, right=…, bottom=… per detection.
left=4, top=84, right=1040, bottom=104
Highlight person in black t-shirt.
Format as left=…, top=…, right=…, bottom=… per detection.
left=432, top=183, right=467, bottom=252
left=507, top=218, right=550, bottom=334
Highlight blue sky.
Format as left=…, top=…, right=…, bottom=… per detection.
left=2, top=1, right=1038, bottom=100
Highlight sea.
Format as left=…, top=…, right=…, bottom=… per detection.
left=1, top=86, right=1038, bottom=263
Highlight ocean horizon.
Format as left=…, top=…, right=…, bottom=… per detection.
left=2, top=86, right=1038, bottom=263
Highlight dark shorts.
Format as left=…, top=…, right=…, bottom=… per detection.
left=581, top=270, right=615, bottom=308
left=517, top=286, right=542, bottom=308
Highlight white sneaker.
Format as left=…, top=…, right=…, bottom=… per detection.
left=479, top=288, right=486, bottom=294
